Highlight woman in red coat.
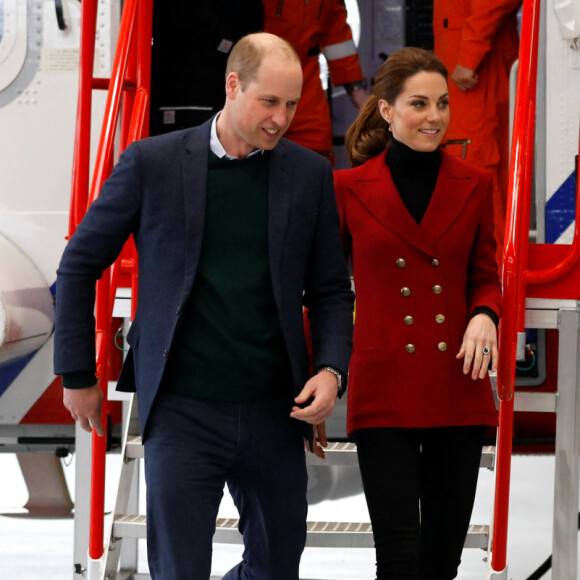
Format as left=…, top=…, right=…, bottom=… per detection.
left=334, top=47, right=502, bottom=579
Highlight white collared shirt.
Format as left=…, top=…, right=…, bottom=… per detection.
left=210, top=112, right=263, bottom=160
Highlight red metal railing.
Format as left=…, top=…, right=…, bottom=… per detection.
left=491, top=0, right=580, bottom=572
left=69, top=0, right=152, bottom=563
left=491, top=0, right=541, bottom=571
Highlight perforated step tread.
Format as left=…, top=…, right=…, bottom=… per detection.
left=112, top=515, right=489, bottom=550
left=125, top=437, right=495, bottom=469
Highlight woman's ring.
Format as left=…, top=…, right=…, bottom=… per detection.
left=483, top=346, right=491, bottom=356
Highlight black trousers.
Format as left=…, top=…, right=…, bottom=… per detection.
left=355, top=425, right=486, bottom=580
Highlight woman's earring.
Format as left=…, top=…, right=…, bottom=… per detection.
left=387, top=122, right=392, bottom=133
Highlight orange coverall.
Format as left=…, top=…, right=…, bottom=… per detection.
left=264, top=0, right=364, bottom=158
left=433, top=0, right=521, bottom=257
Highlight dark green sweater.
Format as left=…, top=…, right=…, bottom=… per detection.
left=160, top=150, right=292, bottom=401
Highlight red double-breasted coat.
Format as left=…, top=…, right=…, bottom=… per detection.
left=334, top=150, right=502, bottom=435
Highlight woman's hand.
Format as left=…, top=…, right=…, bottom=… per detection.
left=456, top=313, right=498, bottom=380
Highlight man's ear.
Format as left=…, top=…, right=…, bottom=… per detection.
left=225, top=72, right=241, bottom=100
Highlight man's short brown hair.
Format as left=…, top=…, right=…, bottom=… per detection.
left=226, top=33, right=300, bottom=89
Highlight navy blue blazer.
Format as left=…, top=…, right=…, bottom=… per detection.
left=54, top=119, right=354, bottom=438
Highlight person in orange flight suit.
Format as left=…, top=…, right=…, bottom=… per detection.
left=264, top=0, right=368, bottom=164
left=433, top=0, right=522, bottom=260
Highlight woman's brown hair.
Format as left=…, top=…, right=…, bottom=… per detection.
left=345, top=47, right=448, bottom=167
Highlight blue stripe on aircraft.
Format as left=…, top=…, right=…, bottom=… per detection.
left=0, top=352, right=37, bottom=397
left=546, top=170, right=576, bottom=244
left=0, top=282, right=56, bottom=397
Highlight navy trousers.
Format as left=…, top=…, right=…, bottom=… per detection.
left=144, top=392, right=308, bottom=580
left=356, top=426, right=486, bottom=580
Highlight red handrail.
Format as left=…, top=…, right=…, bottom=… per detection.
left=497, top=0, right=540, bottom=404
left=88, top=0, right=139, bottom=208
left=69, top=0, right=98, bottom=236
left=69, top=0, right=152, bottom=564
left=491, top=0, right=541, bottom=572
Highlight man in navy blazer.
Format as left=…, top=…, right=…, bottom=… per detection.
left=54, top=33, right=353, bottom=579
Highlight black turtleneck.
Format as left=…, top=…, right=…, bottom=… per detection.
left=386, top=136, right=441, bottom=224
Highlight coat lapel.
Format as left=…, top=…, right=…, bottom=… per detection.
left=347, top=151, right=434, bottom=255
left=420, top=151, right=481, bottom=246
left=346, top=149, right=480, bottom=255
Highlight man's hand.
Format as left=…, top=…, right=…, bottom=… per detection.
left=452, top=64, right=479, bottom=92
left=63, top=383, right=105, bottom=436
left=290, top=370, right=338, bottom=425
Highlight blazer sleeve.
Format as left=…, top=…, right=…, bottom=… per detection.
left=54, top=142, right=143, bottom=375
left=332, top=169, right=353, bottom=259
left=303, top=163, right=354, bottom=391
left=466, top=172, right=503, bottom=320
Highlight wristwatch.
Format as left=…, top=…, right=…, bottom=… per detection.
left=318, top=366, right=343, bottom=390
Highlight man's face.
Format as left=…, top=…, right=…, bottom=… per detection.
left=223, top=54, right=303, bottom=158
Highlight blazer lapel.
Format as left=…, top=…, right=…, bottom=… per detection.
left=181, top=123, right=211, bottom=297
left=267, top=142, right=292, bottom=307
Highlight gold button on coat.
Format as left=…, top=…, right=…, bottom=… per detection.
left=435, top=314, right=445, bottom=324
left=438, top=342, right=448, bottom=352
left=431, top=258, right=439, bottom=267
left=396, top=258, right=406, bottom=268
left=405, top=344, right=416, bottom=353
left=432, top=285, right=442, bottom=294
left=404, top=315, right=414, bottom=325
left=401, top=287, right=411, bottom=297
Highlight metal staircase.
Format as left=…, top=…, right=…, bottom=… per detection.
left=97, top=389, right=496, bottom=579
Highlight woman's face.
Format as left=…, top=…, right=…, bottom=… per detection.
left=379, top=71, right=449, bottom=152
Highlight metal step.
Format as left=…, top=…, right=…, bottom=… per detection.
left=112, top=514, right=489, bottom=550
left=126, top=437, right=495, bottom=470
left=119, top=436, right=492, bottom=554
left=480, top=445, right=496, bottom=470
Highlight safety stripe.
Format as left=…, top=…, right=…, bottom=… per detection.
left=546, top=169, right=576, bottom=243
left=322, top=39, right=357, bottom=61
left=0, top=352, right=36, bottom=397
left=0, top=282, right=55, bottom=397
